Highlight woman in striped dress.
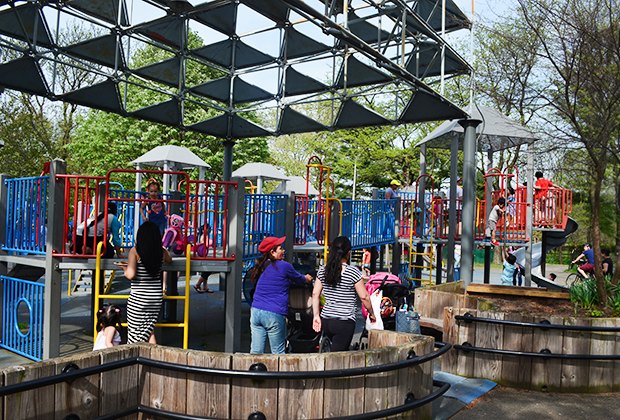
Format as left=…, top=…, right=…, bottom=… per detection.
left=312, top=236, right=377, bottom=351
left=119, top=221, right=172, bottom=344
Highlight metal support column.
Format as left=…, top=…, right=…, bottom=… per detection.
left=525, top=141, right=534, bottom=287
left=222, top=140, right=234, bottom=182
left=459, top=119, right=481, bottom=286
left=391, top=198, right=401, bottom=276
left=284, top=192, right=296, bottom=264
left=225, top=177, right=245, bottom=352
left=446, top=134, right=459, bottom=282
left=44, top=159, right=66, bottom=359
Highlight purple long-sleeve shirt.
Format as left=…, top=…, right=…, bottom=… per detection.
left=251, top=260, right=307, bottom=316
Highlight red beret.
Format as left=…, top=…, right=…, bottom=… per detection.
left=258, top=236, right=286, bottom=253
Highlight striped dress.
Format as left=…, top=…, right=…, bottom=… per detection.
left=127, top=259, right=163, bottom=344
left=318, top=264, right=362, bottom=321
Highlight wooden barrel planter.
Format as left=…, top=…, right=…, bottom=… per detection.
left=0, top=330, right=446, bottom=419
left=442, top=307, right=620, bottom=392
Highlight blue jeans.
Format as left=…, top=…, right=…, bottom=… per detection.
left=250, top=307, right=287, bottom=354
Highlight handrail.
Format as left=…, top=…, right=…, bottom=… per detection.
left=0, top=342, right=450, bottom=397
left=456, top=313, right=620, bottom=332
left=454, top=343, right=620, bottom=360
left=129, top=380, right=450, bottom=420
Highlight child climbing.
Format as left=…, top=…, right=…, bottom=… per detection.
left=93, top=304, right=122, bottom=350
left=141, top=178, right=167, bottom=235
left=500, top=248, right=518, bottom=286
left=486, top=197, right=505, bottom=247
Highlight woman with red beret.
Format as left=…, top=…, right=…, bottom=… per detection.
left=250, top=236, right=313, bottom=354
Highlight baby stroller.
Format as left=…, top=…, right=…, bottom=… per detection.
left=356, top=272, right=411, bottom=349
left=286, top=282, right=324, bottom=353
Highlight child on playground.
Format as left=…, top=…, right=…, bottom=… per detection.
left=93, top=304, right=122, bottom=350
left=486, top=197, right=505, bottom=247
left=500, top=248, right=518, bottom=286
left=141, top=178, right=167, bottom=235
left=362, top=247, right=371, bottom=277
left=193, top=223, right=215, bottom=293
left=506, top=186, right=516, bottom=226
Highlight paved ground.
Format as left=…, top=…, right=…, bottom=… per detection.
left=2, top=262, right=617, bottom=419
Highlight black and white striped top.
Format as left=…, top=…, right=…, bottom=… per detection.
left=317, top=264, right=362, bottom=321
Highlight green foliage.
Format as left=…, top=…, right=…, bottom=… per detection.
left=607, top=282, right=620, bottom=316
left=569, top=277, right=599, bottom=311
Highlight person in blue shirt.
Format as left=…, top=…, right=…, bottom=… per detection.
left=572, top=243, right=595, bottom=279
left=249, top=236, right=313, bottom=354
left=385, top=179, right=400, bottom=199
left=500, top=248, right=518, bottom=285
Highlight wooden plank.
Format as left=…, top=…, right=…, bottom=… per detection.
left=500, top=313, right=533, bottom=389
left=588, top=318, right=616, bottom=392
left=614, top=319, right=620, bottom=392
left=530, top=315, right=564, bottom=392
left=148, top=346, right=188, bottom=414
left=363, top=348, right=391, bottom=414
left=560, top=317, right=590, bottom=391
left=137, top=344, right=152, bottom=420
left=455, top=308, right=476, bottom=377
left=466, top=283, right=569, bottom=299
left=472, top=310, right=504, bottom=382
left=413, top=289, right=431, bottom=318
left=278, top=354, right=325, bottom=419
left=323, top=351, right=365, bottom=417
left=441, top=307, right=458, bottom=372
left=368, top=330, right=418, bottom=349
left=231, top=353, right=279, bottom=419
left=186, top=351, right=232, bottom=418
left=4, top=358, right=56, bottom=419
left=53, top=351, right=101, bottom=420
left=409, top=336, right=434, bottom=420
left=430, top=292, right=454, bottom=320
left=99, top=344, right=141, bottom=418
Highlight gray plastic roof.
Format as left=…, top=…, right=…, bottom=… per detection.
left=131, top=145, right=211, bottom=169
left=0, top=0, right=471, bottom=139
left=417, top=105, right=539, bottom=152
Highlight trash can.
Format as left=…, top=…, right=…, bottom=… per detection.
left=395, top=310, right=421, bottom=334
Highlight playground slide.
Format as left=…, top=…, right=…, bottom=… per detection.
left=7, top=264, right=45, bottom=282
left=512, top=217, right=578, bottom=291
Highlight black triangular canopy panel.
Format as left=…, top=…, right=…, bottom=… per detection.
left=134, top=57, right=181, bottom=87
left=190, top=78, right=231, bottom=103
left=0, top=3, right=53, bottom=48
left=347, top=13, right=391, bottom=45
left=191, top=39, right=274, bottom=69
left=415, top=0, right=471, bottom=32
left=61, top=80, right=123, bottom=114
left=65, top=34, right=125, bottom=69
left=189, top=113, right=272, bottom=138
left=68, top=0, right=130, bottom=26
left=132, top=99, right=181, bottom=126
left=135, top=16, right=185, bottom=48
left=405, top=41, right=468, bottom=78
left=278, top=106, right=326, bottom=134
left=232, top=78, right=273, bottom=104
left=242, top=0, right=289, bottom=24
left=191, top=3, right=237, bottom=36
left=284, top=67, right=328, bottom=96
left=400, top=89, right=466, bottom=123
left=0, top=57, right=49, bottom=97
left=335, top=99, right=391, bottom=129
left=334, top=56, right=391, bottom=89
left=285, top=28, right=331, bottom=59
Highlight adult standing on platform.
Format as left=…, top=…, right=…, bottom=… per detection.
left=250, top=236, right=313, bottom=354
left=385, top=179, right=400, bottom=199
left=119, top=221, right=172, bottom=344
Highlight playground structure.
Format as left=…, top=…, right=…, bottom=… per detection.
left=0, top=152, right=574, bottom=362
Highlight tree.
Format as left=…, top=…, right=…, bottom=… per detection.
left=516, top=0, right=620, bottom=298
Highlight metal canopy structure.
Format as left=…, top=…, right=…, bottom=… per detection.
left=416, top=105, right=539, bottom=152
left=0, top=0, right=471, bottom=139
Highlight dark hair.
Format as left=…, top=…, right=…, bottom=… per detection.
left=146, top=178, right=161, bottom=190
left=107, top=202, right=118, bottom=216
left=97, top=304, right=122, bottom=332
left=250, top=249, right=278, bottom=283
left=507, top=254, right=516, bottom=264
left=549, top=273, right=557, bottom=280
left=324, top=236, right=352, bottom=287
left=497, top=197, right=506, bottom=206
left=136, top=222, right=164, bottom=276
left=535, top=171, right=543, bottom=179
left=508, top=186, right=515, bottom=195
left=602, top=249, right=610, bottom=256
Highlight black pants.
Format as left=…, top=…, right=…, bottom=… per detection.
left=321, top=318, right=356, bottom=352
left=75, top=235, right=114, bottom=258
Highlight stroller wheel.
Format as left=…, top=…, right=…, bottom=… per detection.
left=318, top=335, right=331, bottom=353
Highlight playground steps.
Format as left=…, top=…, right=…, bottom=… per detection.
left=7, top=264, right=45, bottom=282
left=465, top=283, right=569, bottom=299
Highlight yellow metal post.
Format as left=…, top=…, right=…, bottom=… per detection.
left=183, top=243, right=191, bottom=349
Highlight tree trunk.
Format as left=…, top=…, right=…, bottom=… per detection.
left=590, top=168, right=607, bottom=302
left=614, top=171, right=620, bottom=286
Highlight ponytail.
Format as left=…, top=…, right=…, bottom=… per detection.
left=324, top=236, right=352, bottom=287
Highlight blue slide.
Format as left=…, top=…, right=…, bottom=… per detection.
left=512, top=218, right=578, bottom=291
